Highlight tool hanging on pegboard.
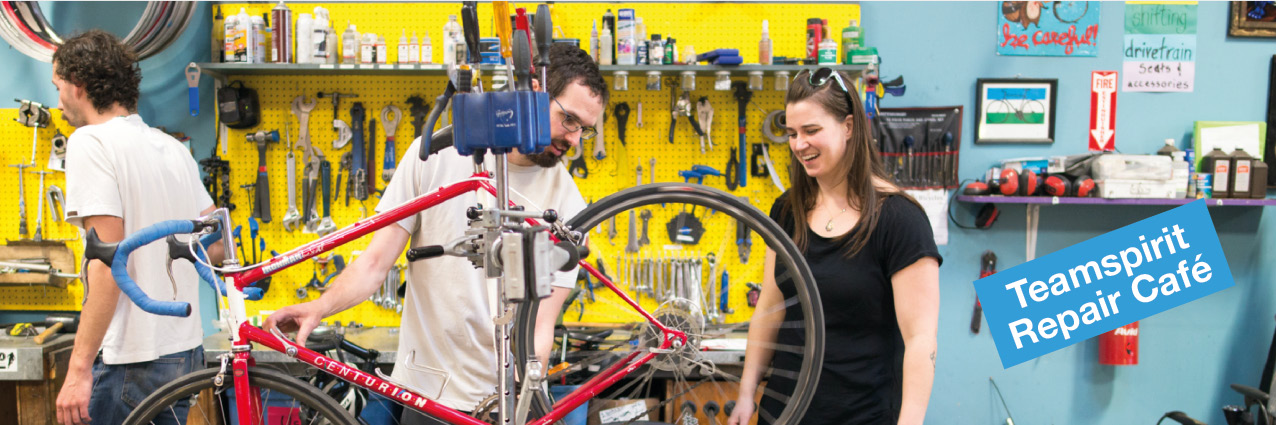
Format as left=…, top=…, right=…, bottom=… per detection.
left=380, top=104, right=402, bottom=182
left=246, top=129, right=280, bottom=222
left=349, top=102, right=369, bottom=202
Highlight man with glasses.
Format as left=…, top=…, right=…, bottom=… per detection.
left=266, top=43, right=607, bottom=425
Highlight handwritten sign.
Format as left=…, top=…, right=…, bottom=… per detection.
left=0, top=349, right=15, bottom=373
left=1123, top=3, right=1197, bottom=92
left=997, top=1, right=1100, bottom=57
left=975, top=201, right=1233, bottom=368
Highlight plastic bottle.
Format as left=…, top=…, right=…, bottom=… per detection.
left=635, top=18, right=648, bottom=65
left=321, top=10, right=337, bottom=64
left=313, top=8, right=332, bottom=63
left=841, top=20, right=860, bottom=64
left=650, top=34, right=664, bottom=65
left=1251, top=160, right=1269, bottom=198
left=817, top=36, right=836, bottom=65
left=342, top=22, right=360, bottom=64
left=1202, top=147, right=1232, bottom=198
left=1230, top=147, right=1254, bottom=199
left=222, top=10, right=238, bottom=62
left=599, top=26, right=613, bottom=65
left=666, top=37, right=677, bottom=65
left=589, top=20, right=599, bottom=63
left=443, top=15, right=460, bottom=65
left=360, top=33, right=375, bottom=64
left=683, top=44, right=695, bottom=64
left=603, top=9, right=616, bottom=61
left=252, top=14, right=268, bottom=63
left=236, top=8, right=251, bottom=62
left=420, top=31, right=432, bottom=64
left=376, top=34, right=387, bottom=64
left=759, top=20, right=772, bottom=65
left=213, top=7, right=225, bottom=62
left=617, top=9, right=635, bottom=65
left=1159, top=140, right=1190, bottom=198
left=397, top=30, right=410, bottom=64
left=295, top=13, right=313, bottom=64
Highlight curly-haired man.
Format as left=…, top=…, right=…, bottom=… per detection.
left=266, top=43, right=608, bottom=425
left=53, top=30, right=221, bottom=425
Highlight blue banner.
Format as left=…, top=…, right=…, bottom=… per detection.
left=974, top=200, right=1233, bottom=368
left=997, top=1, right=1100, bottom=57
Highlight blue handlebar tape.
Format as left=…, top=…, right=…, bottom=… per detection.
left=112, top=220, right=197, bottom=317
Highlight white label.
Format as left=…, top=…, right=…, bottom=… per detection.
left=0, top=349, right=17, bottom=372
left=1214, top=163, right=1230, bottom=192
left=1235, top=159, right=1252, bottom=193
left=598, top=401, right=648, bottom=423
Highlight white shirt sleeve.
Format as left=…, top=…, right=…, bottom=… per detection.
left=64, top=131, right=123, bottom=228
left=185, top=151, right=214, bottom=212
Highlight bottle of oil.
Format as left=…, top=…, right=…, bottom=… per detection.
left=1202, top=148, right=1233, bottom=198
left=1229, top=147, right=1255, bottom=199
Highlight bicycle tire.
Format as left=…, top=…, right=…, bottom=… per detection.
left=514, top=183, right=823, bottom=425
left=124, top=365, right=359, bottom=425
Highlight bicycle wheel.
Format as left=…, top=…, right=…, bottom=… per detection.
left=1021, top=100, right=1046, bottom=124
left=124, top=365, right=359, bottom=425
left=515, top=183, right=823, bottom=425
left=986, top=99, right=1012, bottom=124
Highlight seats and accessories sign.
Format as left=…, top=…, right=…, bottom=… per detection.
left=974, top=201, right=1233, bottom=368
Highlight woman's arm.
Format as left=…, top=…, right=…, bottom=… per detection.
left=893, top=256, right=940, bottom=425
left=728, top=248, right=783, bottom=425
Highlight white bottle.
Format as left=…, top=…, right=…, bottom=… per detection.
left=376, top=34, right=387, bottom=64
left=759, top=20, right=772, bottom=65
left=361, top=33, right=375, bottom=64
left=236, top=8, right=251, bottom=62
left=398, top=30, right=411, bottom=64
left=342, top=22, right=360, bottom=64
left=599, top=26, right=613, bottom=65
left=295, top=13, right=313, bottom=64
left=223, top=12, right=239, bottom=62
left=635, top=17, right=648, bottom=65
left=443, top=15, right=460, bottom=65
left=250, top=15, right=266, bottom=63
left=419, top=31, right=431, bottom=64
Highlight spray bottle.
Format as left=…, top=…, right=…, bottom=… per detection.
left=759, top=20, right=772, bottom=65
left=590, top=20, right=600, bottom=63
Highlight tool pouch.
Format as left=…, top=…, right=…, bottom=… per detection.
left=218, top=81, right=260, bottom=129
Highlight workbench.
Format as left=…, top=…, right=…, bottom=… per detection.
left=0, top=333, right=74, bottom=425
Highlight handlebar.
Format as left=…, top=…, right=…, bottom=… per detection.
left=86, top=219, right=262, bottom=317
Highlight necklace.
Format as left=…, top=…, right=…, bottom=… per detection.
left=824, top=205, right=848, bottom=232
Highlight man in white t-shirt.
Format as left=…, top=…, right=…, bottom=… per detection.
left=266, top=43, right=608, bottom=425
left=52, top=30, right=221, bottom=425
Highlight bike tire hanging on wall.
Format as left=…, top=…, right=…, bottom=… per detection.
left=0, top=1, right=195, bottom=62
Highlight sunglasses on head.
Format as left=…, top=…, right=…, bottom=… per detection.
left=798, top=67, right=855, bottom=116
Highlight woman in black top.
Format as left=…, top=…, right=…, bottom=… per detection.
left=729, top=68, right=942, bottom=425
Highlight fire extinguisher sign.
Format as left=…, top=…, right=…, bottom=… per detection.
left=974, top=200, right=1233, bottom=368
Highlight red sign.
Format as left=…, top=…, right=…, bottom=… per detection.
left=1090, top=71, right=1118, bottom=151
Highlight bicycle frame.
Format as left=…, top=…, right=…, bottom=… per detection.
left=210, top=170, right=683, bottom=425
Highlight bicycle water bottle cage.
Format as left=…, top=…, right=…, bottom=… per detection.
left=450, top=91, right=551, bottom=156
left=84, top=228, right=119, bottom=268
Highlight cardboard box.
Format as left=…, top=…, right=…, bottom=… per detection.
left=1097, top=179, right=1178, bottom=199
left=588, top=398, right=659, bottom=425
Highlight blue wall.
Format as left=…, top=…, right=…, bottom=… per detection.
left=861, top=2, right=1276, bottom=424
left=1, top=2, right=1272, bottom=423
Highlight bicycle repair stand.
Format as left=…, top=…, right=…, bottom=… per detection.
left=404, top=5, right=574, bottom=424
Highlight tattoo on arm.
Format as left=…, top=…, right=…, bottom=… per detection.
left=929, top=351, right=936, bottom=368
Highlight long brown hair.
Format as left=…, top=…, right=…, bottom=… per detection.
left=782, top=69, right=915, bottom=256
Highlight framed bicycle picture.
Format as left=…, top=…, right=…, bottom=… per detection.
left=974, top=78, right=1058, bottom=144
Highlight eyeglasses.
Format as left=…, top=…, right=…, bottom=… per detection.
left=800, top=68, right=855, bottom=116
left=554, top=98, right=597, bottom=140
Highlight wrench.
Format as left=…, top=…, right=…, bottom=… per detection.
left=332, top=119, right=353, bottom=149
left=303, top=157, right=322, bottom=233
left=316, top=160, right=337, bottom=236
left=30, top=170, right=52, bottom=241
left=593, top=108, right=606, bottom=160
left=626, top=165, right=641, bottom=253
left=46, top=185, right=64, bottom=223
left=380, top=104, right=403, bottom=182
left=283, top=151, right=301, bottom=231
left=638, top=210, right=651, bottom=246
left=291, top=95, right=320, bottom=165
left=614, top=103, right=630, bottom=145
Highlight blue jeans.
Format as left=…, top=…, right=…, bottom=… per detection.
left=88, top=347, right=205, bottom=425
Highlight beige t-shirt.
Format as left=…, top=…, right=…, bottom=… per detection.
left=376, top=139, right=585, bottom=410
left=65, top=114, right=213, bottom=364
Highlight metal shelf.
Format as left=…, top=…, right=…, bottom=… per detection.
left=956, top=195, right=1276, bottom=207
left=196, top=62, right=864, bottom=79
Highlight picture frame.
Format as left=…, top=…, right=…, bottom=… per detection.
left=974, top=78, right=1058, bottom=144
left=1230, top=1, right=1276, bottom=38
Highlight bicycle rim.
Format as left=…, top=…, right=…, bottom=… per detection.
left=515, top=183, right=823, bottom=425
left=124, top=366, right=359, bottom=425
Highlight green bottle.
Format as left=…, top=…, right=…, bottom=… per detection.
left=841, top=20, right=861, bottom=65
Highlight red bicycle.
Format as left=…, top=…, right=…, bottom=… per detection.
left=103, top=7, right=822, bottom=425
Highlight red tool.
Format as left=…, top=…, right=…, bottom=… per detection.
left=972, top=251, right=996, bottom=334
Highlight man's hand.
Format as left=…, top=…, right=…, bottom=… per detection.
left=264, top=303, right=325, bottom=347
left=725, top=396, right=755, bottom=425
left=55, top=368, right=93, bottom=425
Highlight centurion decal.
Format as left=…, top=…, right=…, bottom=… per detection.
left=312, top=356, right=429, bottom=409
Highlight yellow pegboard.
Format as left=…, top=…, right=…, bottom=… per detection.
left=0, top=108, right=92, bottom=311
left=209, top=2, right=860, bottom=326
